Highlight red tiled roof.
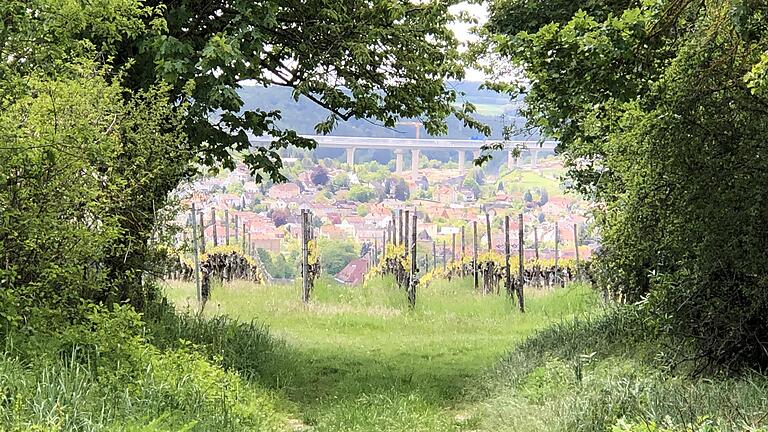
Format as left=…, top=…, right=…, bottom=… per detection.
left=335, top=258, right=369, bottom=285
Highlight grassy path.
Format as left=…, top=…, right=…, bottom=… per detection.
left=163, top=276, right=597, bottom=431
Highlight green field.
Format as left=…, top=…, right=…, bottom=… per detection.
left=162, top=277, right=598, bottom=431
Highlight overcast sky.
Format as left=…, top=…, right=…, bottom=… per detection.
left=450, top=2, right=488, bottom=82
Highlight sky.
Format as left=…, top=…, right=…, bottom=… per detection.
left=450, top=2, right=489, bottom=82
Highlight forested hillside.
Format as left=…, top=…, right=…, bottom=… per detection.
left=238, top=82, right=533, bottom=139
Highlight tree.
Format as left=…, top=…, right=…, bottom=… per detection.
left=523, top=190, right=533, bottom=203
left=469, top=167, right=486, bottom=185
left=268, top=209, right=291, bottom=227
left=119, top=0, right=487, bottom=183
left=317, top=239, right=358, bottom=275
left=394, top=179, right=410, bottom=201
left=348, top=185, right=376, bottom=203
left=310, top=165, right=330, bottom=186
left=463, top=177, right=481, bottom=200
left=1, top=0, right=489, bottom=320
left=332, top=172, right=351, bottom=191
left=485, top=0, right=768, bottom=371
left=227, top=182, right=244, bottom=195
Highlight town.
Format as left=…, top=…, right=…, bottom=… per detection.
left=176, top=146, right=596, bottom=285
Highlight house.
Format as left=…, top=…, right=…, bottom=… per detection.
left=216, top=193, right=241, bottom=208
left=334, top=258, right=369, bottom=286
left=434, top=185, right=455, bottom=204
left=268, top=183, right=301, bottom=200
left=320, top=224, right=349, bottom=240
left=415, top=175, right=429, bottom=191
left=355, top=227, right=381, bottom=243
left=252, top=237, right=281, bottom=253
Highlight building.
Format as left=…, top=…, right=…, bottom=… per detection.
left=334, top=258, right=369, bottom=286
left=268, top=183, right=301, bottom=200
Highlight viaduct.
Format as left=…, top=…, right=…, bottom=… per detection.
left=249, top=135, right=558, bottom=178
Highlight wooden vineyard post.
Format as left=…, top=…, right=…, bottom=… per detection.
left=382, top=230, right=387, bottom=261
left=484, top=211, right=492, bottom=294
left=451, top=232, right=456, bottom=264
left=554, top=222, right=560, bottom=286
left=485, top=211, right=492, bottom=251
left=224, top=209, right=230, bottom=246
left=398, top=209, right=404, bottom=246
left=373, top=238, right=378, bottom=265
left=301, top=210, right=310, bottom=303
left=211, top=208, right=218, bottom=247
left=573, top=224, right=581, bottom=281
left=404, top=209, right=410, bottom=260
left=517, top=214, right=525, bottom=313
left=442, top=240, right=447, bottom=272
left=533, top=226, right=539, bottom=260
left=247, top=230, right=252, bottom=256
left=241, top=222, right=246, bottom=252
left=392, top=210, right=397, bottom=245
left=432, top=241, right=437, bottom=270
left=191, top=204, right=202, bottom=304
left=504, top=215, right=512, bottom=298
left=234, top=215, right=239, bottom=242
left=199, top=211, right=206, bottom=254
left=472, top=221, right=479, bottom=292
left=408, top=213, right=417, bottom=308
left=460, top=226, right=466, bottom=276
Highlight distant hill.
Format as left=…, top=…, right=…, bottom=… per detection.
left=237, top=82, right=539, bottom=140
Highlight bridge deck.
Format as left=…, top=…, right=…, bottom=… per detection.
left=249, top=134, right=557, bottom=151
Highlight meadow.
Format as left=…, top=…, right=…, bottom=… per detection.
left=162, top=276, right=599, bottom=431
left=4, top=275, right=767, bottom=431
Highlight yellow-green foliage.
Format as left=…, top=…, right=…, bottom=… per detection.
left=419, top=255, right=581, bottom=287
left=370, top=244, right=410, bottom=278
left=307, top=239, right=319, bottom=266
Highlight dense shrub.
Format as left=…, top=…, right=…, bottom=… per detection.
left=486, top=0, right=768, bottom=372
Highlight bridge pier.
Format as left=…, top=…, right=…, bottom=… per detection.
left=394, top=149, right=405, bottom=174
left=507, top=150, right=516, bottom=170
left=472, top=150, right=481, bottom=166
left=346, top=147, right=356, bottom=166
left=530, top=149, right=539, bottom=168
left=411, top=149, right=420, bottom=179
left=458, top=150, right=466, bottom=174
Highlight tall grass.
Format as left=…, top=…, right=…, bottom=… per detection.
left=475, top=306, right=768, bottom=432
left=0, top=304, right=288, bottom=432
left=143, top=298, right=296, bottom=387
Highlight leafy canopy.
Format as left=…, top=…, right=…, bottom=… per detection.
left=485, top=0, right=768, bottom=371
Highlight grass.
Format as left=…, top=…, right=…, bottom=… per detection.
left=0, top=305, right=289, bottom=432
left=162, top=276, right=599, bottom=431
left=471, top=308, right=768, bottom=432
left=6, top=273, right=765, bottom=431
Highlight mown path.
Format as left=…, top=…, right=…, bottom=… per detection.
left=165, top=277, right=596, bottom=431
